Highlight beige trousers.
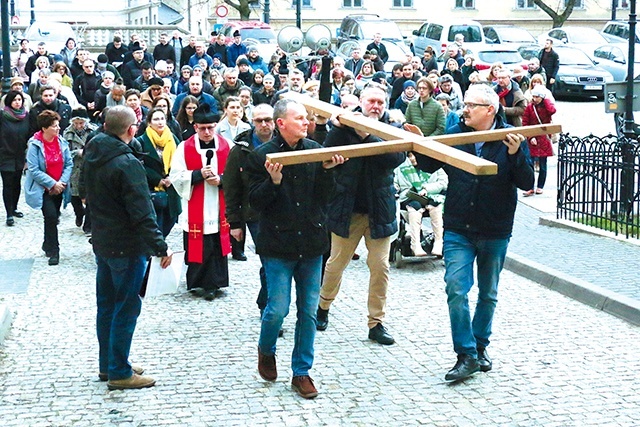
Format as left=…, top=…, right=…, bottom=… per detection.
left=319, top=214, right=391, bottom=328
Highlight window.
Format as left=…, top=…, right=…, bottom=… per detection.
left=617, top=0, right=630, bottom=8
left=455, top=0, right=474, bottom=8
left=516, top=0, right=535, bottom=9
left=292, top=0, right=312, bottom=6
left=343, top=0, right=362, bottom=6
left=565, top=0, right=583, bottom=8
left=393, top=0, right=413, bottom=6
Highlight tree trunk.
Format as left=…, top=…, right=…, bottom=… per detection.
left=533, top=0, right=577, bottom=29
left=223, top=0, right=252, bottom=20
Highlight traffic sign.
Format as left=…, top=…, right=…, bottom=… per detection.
left=215, top=4, right=229, bottom=18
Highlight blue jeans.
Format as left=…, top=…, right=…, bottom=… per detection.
left=246, top=221, right=267, bottom=310
left=259, top=256, right=322, bottom=377
left=443, top=231, right=509, bottom=358
left=95, top=254, right=147, bottom=380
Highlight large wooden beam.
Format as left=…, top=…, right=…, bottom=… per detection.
left=274, top=92, right=561, bottom=176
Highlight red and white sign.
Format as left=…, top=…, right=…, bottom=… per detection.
left=215, top=4, right=229, bottom=18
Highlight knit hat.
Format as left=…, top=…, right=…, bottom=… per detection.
left=233, top=30, right=241, bottom=37
left=181, top=65, right=193, bottom=73
left=438, top=74, right=453, bottom=84
left=279, top=66, right=289, bottom=75
left=531, top=86, right=547, bottom=99
left=248, top=45, right=259, bottom=53
left=192, top=64, right=203, bottom=71
left=237, top=57, right=250, bottom=67
left=212, top=53, right=222, bottom=61
left=403, top=80, right=416, bottom=90
left=193, top=103, right=220, bottom=124
left=97, top=54, right=109, bottom=65
left=369, top=48, right=378, bottom=56
left=148, top=77, right=164, bottom=87
left=372, top=71, right=387, bottom=84
left=71, top=108, right=89, bottom=120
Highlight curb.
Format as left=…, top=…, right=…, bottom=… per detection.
left=539, top=216, right=640, bottom=247
left=0, top=304, right=12, bottom=345
left=505, top=253, right=640, bottom=327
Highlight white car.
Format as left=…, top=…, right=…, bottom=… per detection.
left=24, top=21, right=78, bottom=55
left=537, top=26, right=609, bottom=59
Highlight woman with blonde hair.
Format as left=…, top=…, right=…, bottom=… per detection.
left=52, top=62, right=73, bottom=89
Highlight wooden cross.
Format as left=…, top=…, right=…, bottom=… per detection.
left=266, top=92, right=562, bottom=175
left=189, top=224, right=202, bottom=239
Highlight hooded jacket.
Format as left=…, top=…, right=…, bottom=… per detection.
left=83, top=131, right=168, bottom=258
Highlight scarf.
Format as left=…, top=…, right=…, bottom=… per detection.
left=2, top=106, right=27, bottom=122
left=400, top=91, right=418, bottom=105
left=34, top=130, right=64, bottom=182
left=146, top=125, right=176, bottom=176
left=133, top=107, right=143, bottom=124
left=497, top=84, right=512, bottom=107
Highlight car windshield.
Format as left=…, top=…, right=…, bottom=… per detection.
left=240, top=28, right=276, bottom=43
left=478, top=50, right=524, bottom=64
left=568, top=29, right=607, bottom=44
left=447, top=25, right=483, bottom=43
left=498, top=27, right=535, bottom=43
left=361, top=21, right=404, bottom=41
left=26, top=25, right=74, bottom=42
left=558, top=48, right=594, bottom=66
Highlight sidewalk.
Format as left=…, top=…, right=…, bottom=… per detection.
left=507, top=156, right=640, bottom=326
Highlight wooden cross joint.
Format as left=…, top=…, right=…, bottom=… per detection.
left=266, top=92, right=562, bottom=176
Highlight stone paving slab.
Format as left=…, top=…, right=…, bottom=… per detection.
left=1, top=207, right=640, bottom=426
left=0, top=259, right=34, bottom=294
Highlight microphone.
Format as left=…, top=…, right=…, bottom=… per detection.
left=205, top=150, right=214, bottom=166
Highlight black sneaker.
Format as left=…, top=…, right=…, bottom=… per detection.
left=368, top=323, right=395, bottom=345
left=48, top=254, right=60, bottom=266
left=12, top=210, right=24, bottom=218
left=316, top=307, right=329, bottom=331
left=445, top=354, right=480, bottom=381
left=6, top=216, right=14, bottom=226
left=477, top=347, right=492, bottom=372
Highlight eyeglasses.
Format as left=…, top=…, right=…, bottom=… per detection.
left=463, top=102, right=491, bottom=109
left=253, top=117, right=273, bottom=124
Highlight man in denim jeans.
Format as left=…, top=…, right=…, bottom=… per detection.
left=84, top=106, right=172, bottom=390
left=414, top=84, right=533, bottom=381
left=245, top=98, right=344, bottom=399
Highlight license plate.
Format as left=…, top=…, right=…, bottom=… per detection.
left=585, top=85, right=602, bottom=90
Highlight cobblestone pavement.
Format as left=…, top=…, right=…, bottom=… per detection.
left=1, top=203, right=640, bottom=426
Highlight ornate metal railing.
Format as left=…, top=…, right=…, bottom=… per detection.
left=557, top=133, right=640, bottom=239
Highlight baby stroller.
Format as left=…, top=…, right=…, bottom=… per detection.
left=389, top=197, right=436, bottom=268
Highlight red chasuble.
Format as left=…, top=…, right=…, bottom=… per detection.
left=183, top=134, right=231, bottom=263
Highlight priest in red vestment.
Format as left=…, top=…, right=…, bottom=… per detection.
left=170, top=104, right=231, bottom=300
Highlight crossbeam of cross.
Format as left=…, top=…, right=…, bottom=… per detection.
left=266, top=92, right=562, bottom=176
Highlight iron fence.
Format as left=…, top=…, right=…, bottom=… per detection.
left=557, top=133, right=640, bottom=239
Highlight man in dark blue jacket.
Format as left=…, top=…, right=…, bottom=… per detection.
left=414, top=84, right=534, bottom=382
left=317, top=84, right=406, bottom=346
left=245, top=98, right=344, bottom=399
left=83, top=106, right=172, bottom=390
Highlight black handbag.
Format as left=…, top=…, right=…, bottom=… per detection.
left=150, top=191, right=168, bottom=210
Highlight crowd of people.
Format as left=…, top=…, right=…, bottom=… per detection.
left=0, top=29, right=553, bottom=397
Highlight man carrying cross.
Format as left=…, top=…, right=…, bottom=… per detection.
left=317, top=83, right=406, bottom=345
left=169, top=104, right=231, bottom=301
left=413, top=83, right=534, bottom=381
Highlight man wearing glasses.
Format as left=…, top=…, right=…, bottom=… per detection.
left=170, top=104, right=231, bottom=301
left=224, top=104, right=276, bottom=316
left=84, top=106, right=172, bottom=390
left=413, top=84, right=533, bottom=381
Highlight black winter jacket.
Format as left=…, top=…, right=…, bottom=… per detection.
left=324, top=113, right=406, bottom=239
left=224, top=129, right=263, bottom=229
left=245, top=135, right=335, bottom=259
left=0, top=114, right=30, bottom=171
left=83, top=132, right=168, bottom=258
left=414, top=115, right=534, bottom=239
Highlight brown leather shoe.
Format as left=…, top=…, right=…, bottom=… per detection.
left=107, top=373, right=155, bottom=390
left=99, top=363, right=145, bottom=381
left=258, top=350, right=277, bottom=381
left=291, top=375, right=318, bottom=399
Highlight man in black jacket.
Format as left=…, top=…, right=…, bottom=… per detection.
left=245, top=98, right=344, bottom=399
left=83, top=105, right=172, bottom=390
left=28, top=85, right=72, bottom=137
left=24, top=42, right=55, bottom=84
left=413, top=84, right=533, bottom=382
left=316, top=84, right=405, bottom=346
left=153, top=32, right=175, bottom=63
left=366, top=33, right=389, bottom=64
left=538, top=38, right=560, bottom=92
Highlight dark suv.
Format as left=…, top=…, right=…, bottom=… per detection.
left=337, top=14, right=408, bottom=51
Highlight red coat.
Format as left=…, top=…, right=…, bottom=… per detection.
left=522, top=98, right=556, bottom=158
